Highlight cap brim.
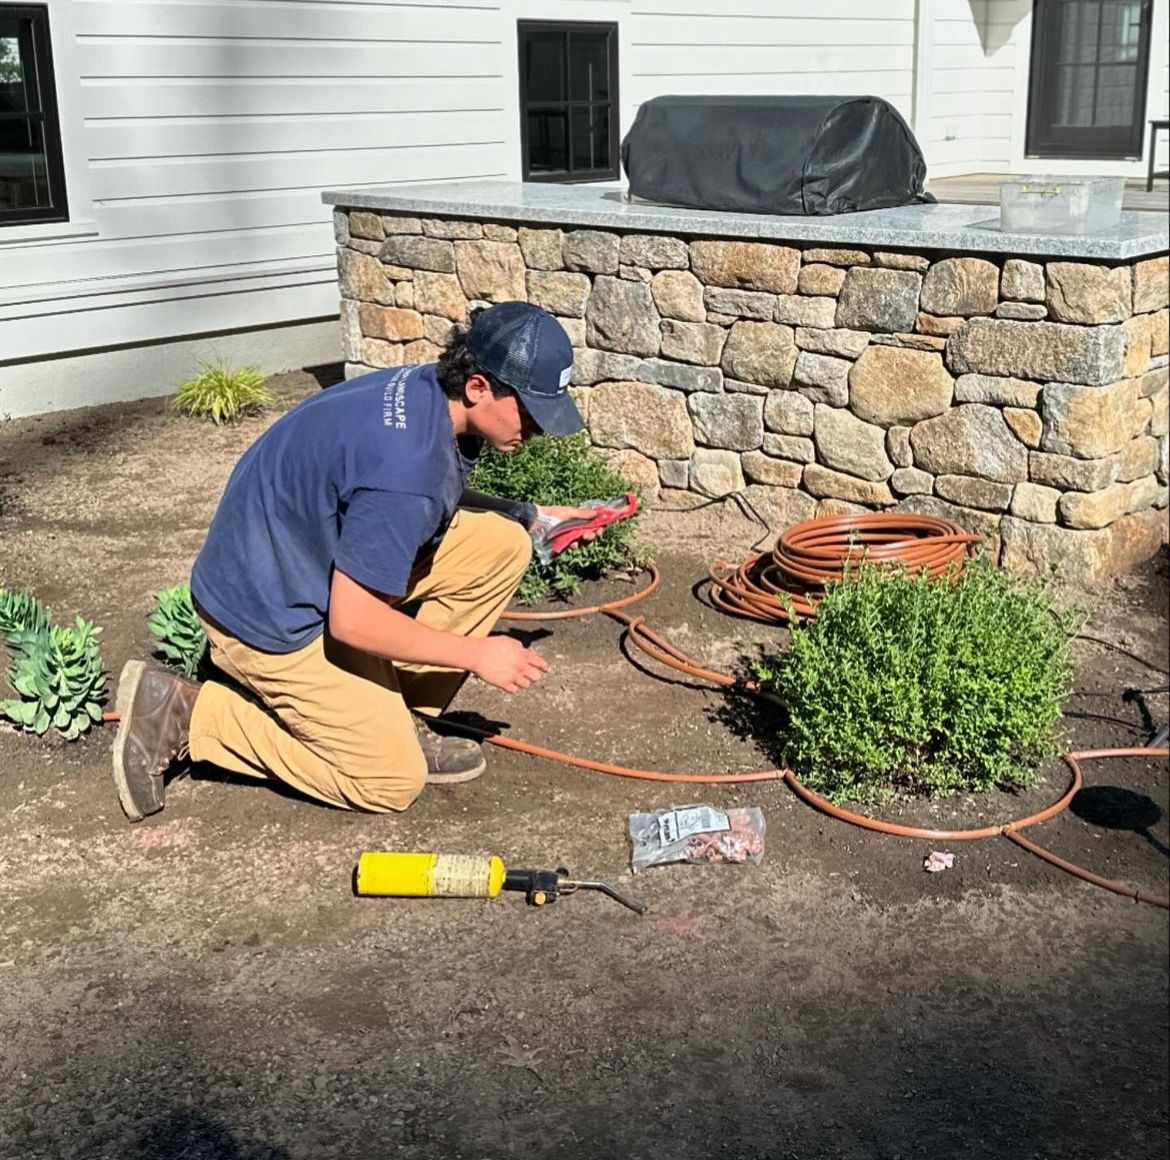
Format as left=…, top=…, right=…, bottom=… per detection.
left=518, top=389, right=585, bottom=436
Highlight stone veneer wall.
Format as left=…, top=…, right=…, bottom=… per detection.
left=333, top=208, right=1170, bottom=581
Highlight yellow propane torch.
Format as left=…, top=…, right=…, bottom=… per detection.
left=355, top=852, right=645, bottom=914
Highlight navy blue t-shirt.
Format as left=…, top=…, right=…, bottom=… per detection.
left=191, top=364, right=477, bottom=653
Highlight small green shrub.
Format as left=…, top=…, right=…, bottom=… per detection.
left=148, top=584, right=208, bottom=678
left=753, top=556, right=1079, bottom=804
left=0, top=588, right=50, bottom=639
left=172, top=361, right=272, bottom=424
left=1, top=616, right=107, bottom=740
left=470, top=432, right=644, bottom=603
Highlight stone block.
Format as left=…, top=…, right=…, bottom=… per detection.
left=518, top=227, right=563, bottom=270
left=915, top=313, right=966, bottom=336
left=703, top=287, right=776, bottom=320
left=620, top=234, right=689, bottom=269
left=849, top=346, right=954, bottom=426
left=744, top=484, right=818, bottom=531
left=689, top=393, right=764, bottom=451
left=689, top=240, right=799, bottom=294
left=870, top=333, right=947, bottom=352
left=836, top=267, right=922, bottom=332
left=379, top=215, right=423, bottom=235
left=422, top=218, right=482, bottom=239
left=1059, top=482, right=1135, bottom=529
left=1001, top=259, right=1045, bottom=303
left=1116, top=436, right=1159, bottom=482
left=1134, top=255, right=1170, bottom=313
left=620, top=264, right=651, bottom=282
left=775, top=294, right=838, bottom=328
left=638, top=358, right=722, bottom=393
left=586, top=277, right=661, bottom=357
left=1010, top=482, right=1060, bottom=524
left=393, top=280, right=414, bottom=309
left=564, top=230, right=620, bottom=274
left=602, top=449, right=660, bottom=501
left=802, top=247, right=871, bottom=267
left=996, top=302, right=1047, bottom=321
left=334, top=210, right=350, bottom=244
left=526, top=270, right=590, bottom=318
left=338, top=250, right=393, bottom=304
left=934, top=474, right=1013, bottom=511
left=794, top=327, right=870, bottom=358
left=652, top=270, right=706, bottom=322
left=453, top=240, right=525, bottom=302
left=570, top=348, right=641, bottom=386
left=1151, top=382, right=1169, bottom=437
left=1152, top=308, right=1169, bottom=357
left=817, top=500, right=869, bottom=519
left=402, top=338, right=441, bottom=364
left=890, top=467, right=933, bottom=496
left=349, top=211, right=384, bottom=241
left=1046, top=262, right=1132, bottom=323
left=910, top=404, right=1028, bottom=483
left=762, top=433, right=815, bottom=463
left=920, top=257, right=1000, bottom=316
left=898, top=494, right=1002, bottom=538
left=1004, top=407, right=1042, bottom=448
left=872, top=251, right=930, bottom=272
left=793, top=350, right=851, bottom=406
left=803, top=464, right=894, bottom=506
left=946, top=318, right=1128, bottom=385
left=721, top=321, right=798, bottom=388
left=423, top=315, right=455, bottom=347
left=1040, top=378, right=1145, bottom=458
left=560, top=317, right=586, bottom=347
left=413, top=272, right=467, bottom=322
left=589, top=381, right=695, bottom=459
left=954, top=373, right=1042, bottom=407
left=339, top=299, right=361, bottom=361
left=725, top=377, right=768, bottom=395
left=813, top=404, right=892, bottom=481
left=1123, top=312, right=1153, bottom=377
left=741, top=451, right=804, bottom=487
left=358, top=305, right=423, bottom=342
left=483, top=223, right=518, bottom=241
left=659, top=459, right=689, bottom=488
left=887, top=425, right=912, bottom=467
left=1029, top=450, right=1119, bottom=492
left=798, top=264, right=847, bottom=296
left=660, top=319, right=728, bottom=366
left=764, top=390, right=815, bottom=436
left=379, top=235, right=455, bottom=273
left=691, top=449, right=746, bottom=496
left=359, top=337, right=403, bottom=368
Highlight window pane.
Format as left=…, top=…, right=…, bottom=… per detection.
left=1098, top=0, right=1143, bottom=62
left=0, top=23, right=34, bottom=116
left=524, top=31, right=565, bottom=102
left=0, top=116, right=51, bottom=211
left=527, top=109, right=568, bottom=172
left=569, top=33, right=609, bottom=101
left=1094, top=62, right=1137, bottom=125
left=1057, top=2, right=1100, bottom=64
left=570, top=106, right=610, bottom=172
left=1054, top=63, right=1096, bottom=126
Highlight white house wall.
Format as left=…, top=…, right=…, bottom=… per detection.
left=1, top=0, right=1167, bottom=418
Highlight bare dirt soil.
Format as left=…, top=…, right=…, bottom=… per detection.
left=1, top=372, right=1168, bottom=1160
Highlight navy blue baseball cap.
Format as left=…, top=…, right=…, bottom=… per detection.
left=465, top=301, right=583, bottom=436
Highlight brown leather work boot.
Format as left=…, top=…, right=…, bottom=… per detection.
left=414, top=717, right=486, bottom=785
left=111, top=660, right=202, bottom=822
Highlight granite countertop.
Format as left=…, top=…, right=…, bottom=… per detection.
left=322, top=180, right=1169, bottom=261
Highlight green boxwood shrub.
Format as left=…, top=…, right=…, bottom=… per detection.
left=753, top=557, right=1079, bottom=803
left=470, top=432, right=644, bottom=604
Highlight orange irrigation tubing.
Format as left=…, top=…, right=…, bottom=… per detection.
left=501, top=564, right=660, bottom=621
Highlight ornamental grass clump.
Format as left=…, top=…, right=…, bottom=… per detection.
left=172, top=361, right=272, bottom=424
left=148, top=583, right=209, bottom=678
left=471, top=432, right=644, bottom=604
left=753, top=556, right=1079, bottom=804
left=1, top=615, right=107, bottom=740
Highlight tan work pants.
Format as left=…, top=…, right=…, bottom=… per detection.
left=187, top=511, right=531, bottom=811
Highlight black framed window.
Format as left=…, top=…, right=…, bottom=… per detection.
left=1, top=4, right=67, bottom=225
left=518, top=21, right=618, bottom=182
left=1027, top=0, right=1154, bottom=159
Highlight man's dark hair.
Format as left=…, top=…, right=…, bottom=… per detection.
left=435, top=310, right=515, bottom=401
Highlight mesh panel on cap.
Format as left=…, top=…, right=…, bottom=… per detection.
left=487, top=313, right=540, bottom=391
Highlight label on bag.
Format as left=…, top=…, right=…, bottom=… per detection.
left=658, top=806, right=730, bottom=846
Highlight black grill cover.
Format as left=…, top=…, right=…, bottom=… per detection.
left=621, top=95, right=930, bottom=216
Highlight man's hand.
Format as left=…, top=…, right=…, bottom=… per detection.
left=535, top=505, right=602, bottom=542
left=470, top=636, right=550, bottom=693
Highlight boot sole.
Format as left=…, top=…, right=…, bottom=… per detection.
left=111, top=660, right=149, bottom=822
left=426, top=755, right=488, bottom=785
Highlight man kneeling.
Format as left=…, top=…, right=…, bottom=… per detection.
left=112, top=302, right=593, bottom=820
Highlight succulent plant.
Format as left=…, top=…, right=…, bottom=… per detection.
left=148, top=584, right=208, bottom=678
left=1, top=617, right=108, bottom=740
left=0, top=588, right=50, bottom=641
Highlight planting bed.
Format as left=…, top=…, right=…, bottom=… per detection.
left=0, top=373, right=1167, bottom=1160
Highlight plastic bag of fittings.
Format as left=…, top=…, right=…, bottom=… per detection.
left=628, top=805, right=766, bottom=873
